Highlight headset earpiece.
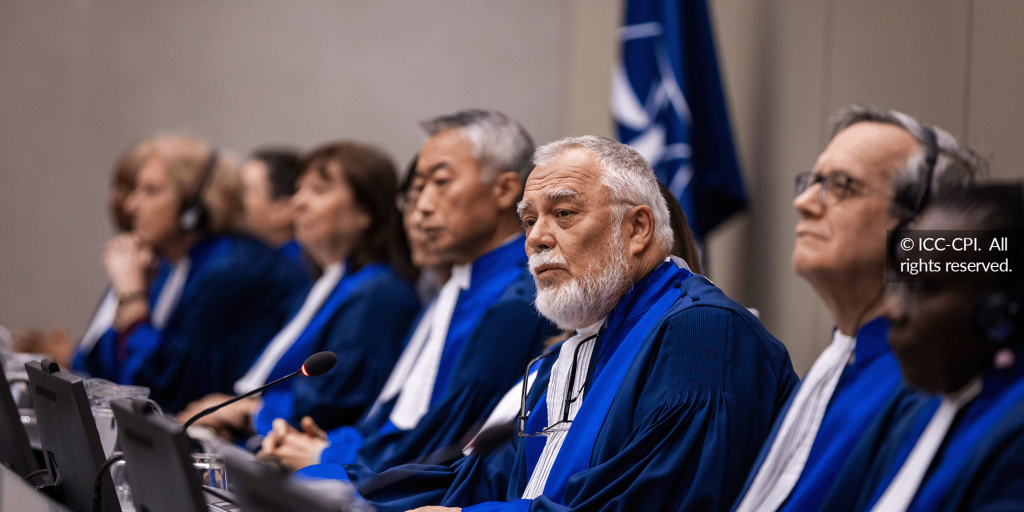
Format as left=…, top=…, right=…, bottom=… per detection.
left=974, top=289, right=1021, bottom=345
left=178, top=149, right=218, bottom=232
left=888, top=125, right=938, bottom=277
left=973, top=183, right=1024, bottom=346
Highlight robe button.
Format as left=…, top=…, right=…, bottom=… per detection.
left=672, top=280, right=682, bottom=289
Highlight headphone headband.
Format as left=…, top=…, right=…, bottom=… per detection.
left=909, top=125, right=938, bottom=220
left=178, top=149, right=218, bottom=232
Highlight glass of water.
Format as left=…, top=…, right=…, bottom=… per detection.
left=85, top=379, right=155, bottom=457
left=110, top=459, right=135, bottom=512
left=192, top=453, right=229, bottom=490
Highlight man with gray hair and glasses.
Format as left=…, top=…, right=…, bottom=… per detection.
left=731, top=105, right=985, bottom=512
left=291, top=135, right=797, bottom=512
left=260, top=109, right=558, bottom=474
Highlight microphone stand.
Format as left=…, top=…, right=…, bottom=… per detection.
left=182, top=369, right=303, bottom=430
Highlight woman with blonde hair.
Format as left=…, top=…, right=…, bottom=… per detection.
left=75, top=134, right=308, bottom=413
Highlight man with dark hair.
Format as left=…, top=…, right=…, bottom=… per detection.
left=242, top=148, right=304, bottom=258
left=732, top=105, right=984, bottom=512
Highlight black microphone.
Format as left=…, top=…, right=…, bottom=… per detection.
left=182, top=351, right=337, bottom=429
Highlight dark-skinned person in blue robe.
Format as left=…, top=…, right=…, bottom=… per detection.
left=276, top=135, right=798, bottom=512
left=178, top=142, right=421, bottom=439
left=259, top=110, right=558, bottom=474
left=820, top=183, right=1024, bottom=512
left=73, top=134, right=308, bottom=413
left=733, top=106, right=983, bottom=512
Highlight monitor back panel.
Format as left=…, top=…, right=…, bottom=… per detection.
left=110, top=399, right=207, bottom=512
left=25, top=361, right=118, bottom=512
left=0, top=362, right=40, bottom=477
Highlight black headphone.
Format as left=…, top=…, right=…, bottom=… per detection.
left=973, top=183, right=1024, bottom=346
left=178, top=149, right=218, bottom=232
left=886, top=125, right=939, bottom=276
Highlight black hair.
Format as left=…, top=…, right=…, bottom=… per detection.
left=252, top=148, right=302, bottom=200
left=929, top=181, right=1024, bottom=234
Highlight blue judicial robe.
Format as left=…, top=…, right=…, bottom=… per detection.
left=730, top=317, right=912, bottom=512
left=315, top=236, right=558, bottom=472
left=277, top=240, right=304, bottom=262
left=276, top=239, right=319, bottom=280
left=304, top=261, right=799, bottom=512
left=77, top=235, right=310, bottom=413
left=823, top=346, right=1024, bottom=512
left=254, top=263, right=420, bottom=434
left=74, top=261, right=170, bottom=379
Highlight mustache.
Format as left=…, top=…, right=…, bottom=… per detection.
left=528, top=251, right=567, bottom=275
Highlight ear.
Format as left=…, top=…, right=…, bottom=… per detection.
left=356, top=207, right=372, bottom=232
left=491, top=171, right=522, bottom=211
left=623, top=205, right=656, bottom=257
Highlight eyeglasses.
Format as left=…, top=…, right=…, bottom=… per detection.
left=517, top=335, right=596, bottom=438
left=794, top=171, right=893, bottom=205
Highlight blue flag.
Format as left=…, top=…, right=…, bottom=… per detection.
left=613, top=0, right=746, bottom=239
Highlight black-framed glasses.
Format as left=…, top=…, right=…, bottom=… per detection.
left=795, top=171, right=893, bottom=205
left=517, top=335, right=596, bottom=438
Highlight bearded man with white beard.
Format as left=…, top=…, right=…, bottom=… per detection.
left=302, top=136, right=798, bottom=512
left=451, top=136, right=799, bottom=512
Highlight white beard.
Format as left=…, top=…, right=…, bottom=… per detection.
left=531, top=235, right=631, bottom=331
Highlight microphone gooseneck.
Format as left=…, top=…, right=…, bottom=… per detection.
left=182, top=351, right=337, bottom=429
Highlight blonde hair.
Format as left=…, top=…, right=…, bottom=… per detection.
left=139, top=133, right=244, bottom=234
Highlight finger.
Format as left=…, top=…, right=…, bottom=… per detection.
left=300, top=416, right=326, bottom=439
left=272, top=418, right=292, bottom=437
left=262, top=432, right=282, bottom=453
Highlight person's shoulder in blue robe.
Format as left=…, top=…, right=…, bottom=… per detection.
left=822, top=347, right=1024, bottom=512
left=73, top=257, right=175, bottom=380
left=305, top=262, right=798, bottom=512
left=277, top=239, right=320, bottom=280
left=256, top=263, right=421, bottom=434
left=299, top=342, right=563, bottom=512
left=730, top=317, right=915, bottom=512
left=317, top=236, right=560, bottom=472
left=486, top=268, right=797, bottom=512
left=83, top=235, right=310, bottom=413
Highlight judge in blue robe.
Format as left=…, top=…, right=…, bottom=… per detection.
left=730, top=320, right=919, bottom=512
left=73, top=134, right=309, bottom=413
left=313, top=236, right=555, bottom=471
left=304, top=260, right=797, bottom=512
left=240, top=148, right=321, bottom=280
left=733, top=107, right=986, bottom=512
left=78, top=235, right=308, bottom=412
left=182, top=141, right=421, bottom=437
left=256, top=263, right=419, bottom=433
left=288, top=135, right=797, bottom=512
left=820, top=183, right=1024, bottom=512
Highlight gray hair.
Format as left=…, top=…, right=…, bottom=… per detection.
left=829, top=104, right=986, bottom=219
left=420, top=109, right=535, bottom=184
left=532, top=135, right=674, bottom=254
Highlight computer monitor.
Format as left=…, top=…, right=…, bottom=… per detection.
left=0, top=361, right=41, bottom=478
left=25, top=360, right=118, bottom=512
left=225, top=454, right=366, bottom=512
left=109, top=398, right=209, bottom=512
left=0, top=462, right=68, bottom=512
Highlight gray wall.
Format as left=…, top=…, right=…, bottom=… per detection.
left=707, top=0, right=1024, bottom=373
left=2, top=0, right=1023, bottom=375
left=0, top=0, right=569, bottom=336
